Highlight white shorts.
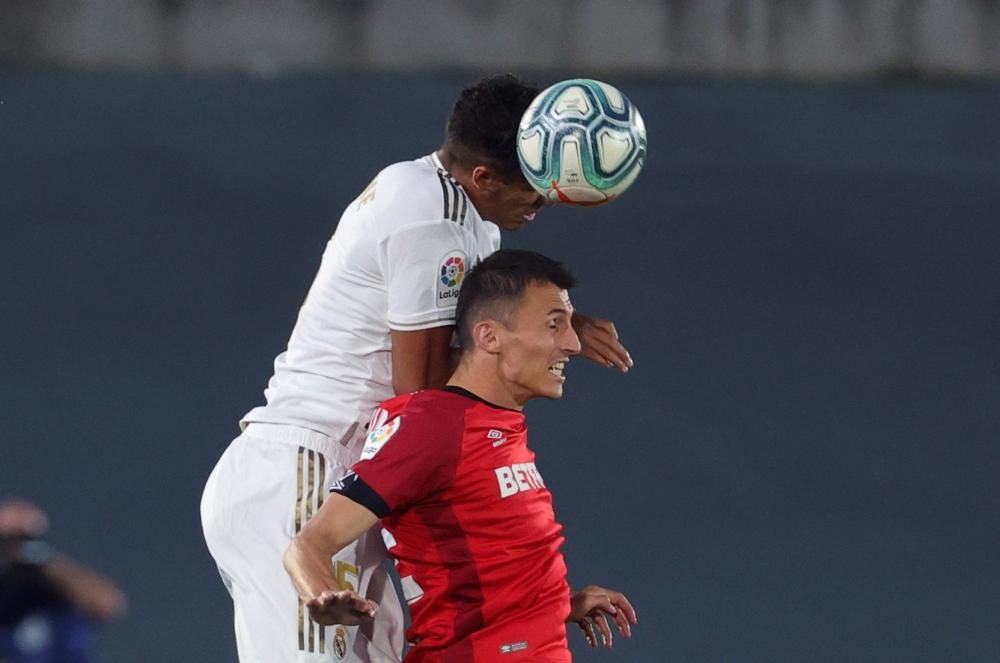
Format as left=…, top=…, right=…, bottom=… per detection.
left=200, top=423, right=405, bottom=663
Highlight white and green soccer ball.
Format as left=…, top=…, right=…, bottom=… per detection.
left=517, top=78, right=647, bottom=206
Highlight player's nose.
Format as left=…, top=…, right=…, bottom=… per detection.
left=562, top=326, right=582, bottom=355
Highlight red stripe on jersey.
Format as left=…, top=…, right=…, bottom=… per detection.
left=417, top=498, right=483, bottom=662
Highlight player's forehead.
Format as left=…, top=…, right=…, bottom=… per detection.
left=515, top=282, right=573, bottom=317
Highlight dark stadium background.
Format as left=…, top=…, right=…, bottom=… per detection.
left=2, top=72, right=998, bottom=662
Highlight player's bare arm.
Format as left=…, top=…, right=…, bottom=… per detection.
left=283, top=493, right=379, bottom=626
left=571, top=312, right=634, bottom=372
left=568, top=584, right=638, bottom=649
left=390, top=326, right=455, bottom=394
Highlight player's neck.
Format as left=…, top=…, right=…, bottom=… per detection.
left=447, top=362, right=525, bottom=411
left=436, top=148, right=464, bottom=180
left=436, top=148, right=487, bottom=214
left=436, top=147, right=496, bottom=231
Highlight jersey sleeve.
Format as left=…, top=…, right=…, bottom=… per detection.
left=334, top=405, right=463, bottom=516
left=379, top=221, right=469, bottom=331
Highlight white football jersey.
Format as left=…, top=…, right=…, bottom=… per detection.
left=242, top=153, right=501, bottom=442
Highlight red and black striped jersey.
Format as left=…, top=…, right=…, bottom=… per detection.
left=333, top=386, right=571, bottom=662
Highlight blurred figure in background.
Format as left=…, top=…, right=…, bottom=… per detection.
left=0, top=499, right=126, bottom=663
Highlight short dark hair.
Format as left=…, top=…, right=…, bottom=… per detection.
left=455, top=249, right=577, bottom=352
left=443, top=74, right=540, bottom=182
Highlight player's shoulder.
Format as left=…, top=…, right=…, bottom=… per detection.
left=389, top=389, right=469, bottom=434
left=359, top=390, right=466, bottom=462
left=374, top=154, right=436, bottom=185
left=409, top=387, right=474, bottom=409
left=409, top=389, right=470, bottom=420
left=369, top=155, right=470, bottom=231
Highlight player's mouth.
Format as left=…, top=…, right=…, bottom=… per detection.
left=522, top=210, right=537, bottom=223
left=548, top=360, right=567, bottom=381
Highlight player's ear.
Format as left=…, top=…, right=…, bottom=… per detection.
left=470, top=165, right=502, bottom=195
left=472, top=320, right=501, bottom=355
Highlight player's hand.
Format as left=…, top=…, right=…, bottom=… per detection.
left=306, top=589, right=378, bottom=626
left=571, top=313, right=633, bottom=373
left=568, top=585, right=637, bottom=648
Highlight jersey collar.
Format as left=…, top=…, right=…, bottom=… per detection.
left=443, top=386, right=522, bottom=413
left=429, top=151, right=445, bottom=171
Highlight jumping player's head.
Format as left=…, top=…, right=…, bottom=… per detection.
left=450, top=249, right=581, bottom=409
left=438, top=75, right=546, bottom=232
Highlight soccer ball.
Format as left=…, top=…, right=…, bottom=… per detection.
left=517, top=79, right=647, bottom=206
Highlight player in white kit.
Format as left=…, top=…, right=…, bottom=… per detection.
left=200, top=75, right=633, bottom=663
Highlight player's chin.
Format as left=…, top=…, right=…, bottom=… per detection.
left=507, top=212, right=538, bottom=231
left=539, top=381, right=565, bottom=400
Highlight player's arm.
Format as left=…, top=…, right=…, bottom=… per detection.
left=380, top=210, right=468, bottom=392
left=283, top=494, right=379, bottom=626
left=568, top=584, right=638, bottom=649
left=390, top=325, right=455, bottom=395
left=572, top=312, right=634, bottom=373
left=286, top=408, right=459, bottom=625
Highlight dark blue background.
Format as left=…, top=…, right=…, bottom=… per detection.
left=1, top=72, right=998, bottom=662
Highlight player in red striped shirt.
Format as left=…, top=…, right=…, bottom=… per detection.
left=285, top=250, right=637, bottom=661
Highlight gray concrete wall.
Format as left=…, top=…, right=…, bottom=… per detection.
left=2, top=71, right=999, bottom=662
left=2, top=0, right=1000, bottom=78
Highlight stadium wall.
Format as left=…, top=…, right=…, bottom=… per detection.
left=1, top=71, right=997, bottom=662
left=2, top=0, right=1000, bottom=78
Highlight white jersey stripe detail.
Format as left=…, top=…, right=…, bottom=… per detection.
left=388, top=315, right=456, bottom=330
left=399, top=575, right=425, bottom=604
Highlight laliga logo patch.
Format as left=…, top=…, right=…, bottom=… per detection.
left=437, top=250, right=467, bottom=307
left=360, top=416, right=401, bottom=460
left=440, top=254, right=465, bottom=287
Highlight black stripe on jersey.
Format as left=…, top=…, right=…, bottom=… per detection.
left=333, top=472, right=391, bottom=519
left=448, top=178, right=460, bottom=222
left=446, top=174, right=468, bottom=226
left=437, top=169, right=469, bottom=226
left=458, top=184, right=468, bottom=224
left=437, top=171, right=451, bottom=221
